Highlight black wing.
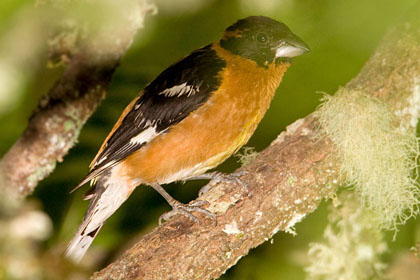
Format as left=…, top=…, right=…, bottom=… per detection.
left=77, top=44, right=226, bottom=187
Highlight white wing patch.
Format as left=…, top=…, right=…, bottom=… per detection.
left=91, top=124, right=158, bottom=170
left=94, top=155, right=108, bottom=166
left=160, top=82, right=198, bottom=97
left=129, top=126, right=159, bottom=145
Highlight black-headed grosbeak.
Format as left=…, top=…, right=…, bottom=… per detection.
left=65, top=16, right=309, bottom=262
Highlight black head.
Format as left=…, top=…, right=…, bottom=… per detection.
left=220, top=16, right=309, bottom=68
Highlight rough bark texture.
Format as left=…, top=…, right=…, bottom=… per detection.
left=93, top=10, right=420, bottom=280
left=1, top=55, right=111, bottom=198
left=0, top=1, right=155, bottom=199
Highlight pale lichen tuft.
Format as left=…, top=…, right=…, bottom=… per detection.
left=306, top=191, right=387, bottom=280
left=314, top=88, right=420, bottom=230
left=234, top=146, right=258, bottom=166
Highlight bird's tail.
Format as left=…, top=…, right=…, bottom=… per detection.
left=65, top=171, right=134, bottom=263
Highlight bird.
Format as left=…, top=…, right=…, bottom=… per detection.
left=65, top=15, right=309, bottom=263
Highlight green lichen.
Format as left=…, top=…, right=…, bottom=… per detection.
left=26, top=159, right=57, bottom=188
left=287, top=175, right=298, bottom=187
left=63, top=103, right=84, bottom=145
left=314, top=88, right=420, bottom=230
left=64, top=119, right=75, bottom=132
left=64, top=104, right=83, bottom=127
left=234, top=146, right=258, bottom=166
left=225, top=251, right=232, bottom=259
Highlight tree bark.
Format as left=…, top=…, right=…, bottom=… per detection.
left=0, top=0, right=156, bottom=200
left=92, top=8, right=420, bottom=280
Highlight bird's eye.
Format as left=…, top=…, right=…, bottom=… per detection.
left=257, top=33, right=267, bottom=43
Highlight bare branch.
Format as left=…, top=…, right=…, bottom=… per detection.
left=0, top=0, right=156, bottom=199
left=92, top=10, right=420, bottom=280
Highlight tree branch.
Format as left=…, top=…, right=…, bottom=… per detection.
left=92, top=9, right=420, bottom=280
left=0, top=0, right=156, bottom=199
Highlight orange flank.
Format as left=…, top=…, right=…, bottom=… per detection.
left=122, top=43, right=290, bottom=184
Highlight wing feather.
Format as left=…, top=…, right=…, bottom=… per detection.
left=74, top=44, right=226, bottom=189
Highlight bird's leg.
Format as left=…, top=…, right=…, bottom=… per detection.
left=150, top=183, right=216, bottom=225
left=188, top=171, right=249, bottom=196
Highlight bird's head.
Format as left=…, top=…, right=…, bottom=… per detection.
left=220, top=16, right=310, bottom=68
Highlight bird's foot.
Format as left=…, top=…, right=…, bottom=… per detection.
left=197, top=171, right=249, bottom=196
left=158, top=199, right=217, bottom=225
left=151, top=183, right=216, bottom=225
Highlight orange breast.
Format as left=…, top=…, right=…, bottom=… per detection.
left=122, top=44, right=289, bottom=184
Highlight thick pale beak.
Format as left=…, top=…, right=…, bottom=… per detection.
left=275, top=35, right=310, bottom=58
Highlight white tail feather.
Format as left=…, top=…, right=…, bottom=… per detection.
left=65, top=169, right=134, bottom=263
left=65, top=226, right=101, bottom=263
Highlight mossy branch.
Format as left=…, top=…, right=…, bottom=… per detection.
left=93, top=9, right=420, bottom=280
left=0, top=0, right=156, bottom=200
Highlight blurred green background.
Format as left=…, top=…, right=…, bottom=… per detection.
left=1, top=0, right=420, bottom=279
